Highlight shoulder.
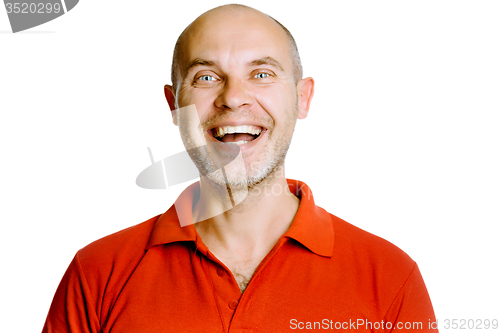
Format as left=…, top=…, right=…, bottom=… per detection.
left=327, top=211, right=416, bottom=276
left=52, top=214, right=165, bottom=313
left=76, top=214, right=161, bottom=271
left=318, top=211, right=436, bottom=319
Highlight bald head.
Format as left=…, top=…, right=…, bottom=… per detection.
left=170, top=4, right=303, bottom=93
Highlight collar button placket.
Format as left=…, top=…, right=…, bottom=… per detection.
left=228, top=300, right=239, bottom=310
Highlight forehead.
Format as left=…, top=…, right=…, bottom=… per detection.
left=181, top=8, right=292, bottom=72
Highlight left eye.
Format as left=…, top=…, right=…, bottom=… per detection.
left=255, top=73, right=269, bottom=79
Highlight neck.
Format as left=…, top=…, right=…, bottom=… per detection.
left=193, top=171, right=299, bottom=260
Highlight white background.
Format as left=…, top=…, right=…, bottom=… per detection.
left=1, top=0, right=499, bottom=332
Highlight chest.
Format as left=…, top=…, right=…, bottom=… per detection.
left=99, top=244, right=388, bottom=333
left=224, top=257, right=263, bottom=293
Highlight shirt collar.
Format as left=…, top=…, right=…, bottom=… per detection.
left=282, top=179, right=334, bottom=257
left=146, top=179, right=334, bottom=257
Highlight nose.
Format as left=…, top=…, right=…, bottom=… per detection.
left=215, top=78, right=253, bottom=110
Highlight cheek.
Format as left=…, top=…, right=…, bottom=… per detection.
left=177, top=89, right=217, bottom=123
left=179, top=87, right=217, bottom=106
left=255, top=87, right=297, bottom=124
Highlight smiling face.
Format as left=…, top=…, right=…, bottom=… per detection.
left=169, top=5, right=313, bottom=188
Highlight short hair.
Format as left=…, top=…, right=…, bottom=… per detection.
left=170, top=5, right=303, bottom=94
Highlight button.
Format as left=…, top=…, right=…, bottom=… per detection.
left=217, top=267, right=225, bottom=276
left=228, top=300, right=238, bottom=310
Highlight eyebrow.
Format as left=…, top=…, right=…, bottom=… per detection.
left=249, top=57, right=284, bottom=72
left=183, top=56, right=285, bottom=75
left=183, top=58, right=216, bottom=75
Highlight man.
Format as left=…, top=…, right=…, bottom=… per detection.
left=43, top=4, right=437, bottom=332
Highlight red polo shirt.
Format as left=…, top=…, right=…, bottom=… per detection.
left=43, top=180, right=437, bottom=332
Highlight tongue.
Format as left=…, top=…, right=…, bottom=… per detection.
left=221, top=133, right=256, bottom=143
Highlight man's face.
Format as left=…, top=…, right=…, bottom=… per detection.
left=174, top=8, right=305, bottom=188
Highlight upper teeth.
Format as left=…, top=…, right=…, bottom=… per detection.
left=214, top=125, right=262, bottom=138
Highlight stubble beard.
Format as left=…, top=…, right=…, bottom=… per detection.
left=186, top=103, right=298, bottom=191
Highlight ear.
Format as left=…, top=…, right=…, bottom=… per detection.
left=296, top=77, right=315, bottom=120
left=164, top=84, right=178, bottom=126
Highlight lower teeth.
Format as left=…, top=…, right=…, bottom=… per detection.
left=226, top=140, right=249, bottom=145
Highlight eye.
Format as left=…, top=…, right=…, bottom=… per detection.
left=255, top=73, right=270, bottom=79
left=198, top=75, right=217, bottom=81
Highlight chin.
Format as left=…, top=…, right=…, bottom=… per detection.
left=199, top=160, right=269, bottom=189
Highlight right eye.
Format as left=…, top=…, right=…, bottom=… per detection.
left=197, top=75, right=217, bottom=82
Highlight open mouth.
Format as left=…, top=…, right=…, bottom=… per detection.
left=210, top=125, right=265, bottom=145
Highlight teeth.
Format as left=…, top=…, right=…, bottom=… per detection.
left=214, top=125, right=262, bottom=138
left=226, top=140, right=250, bottom=145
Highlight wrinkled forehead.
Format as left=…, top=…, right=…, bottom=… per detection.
left=178, top=8, right=293, bottom=77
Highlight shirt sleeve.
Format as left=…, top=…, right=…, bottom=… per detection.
left=384, top=263, right=438, bottom=332
left=42, top=252, right=101, bottom=333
